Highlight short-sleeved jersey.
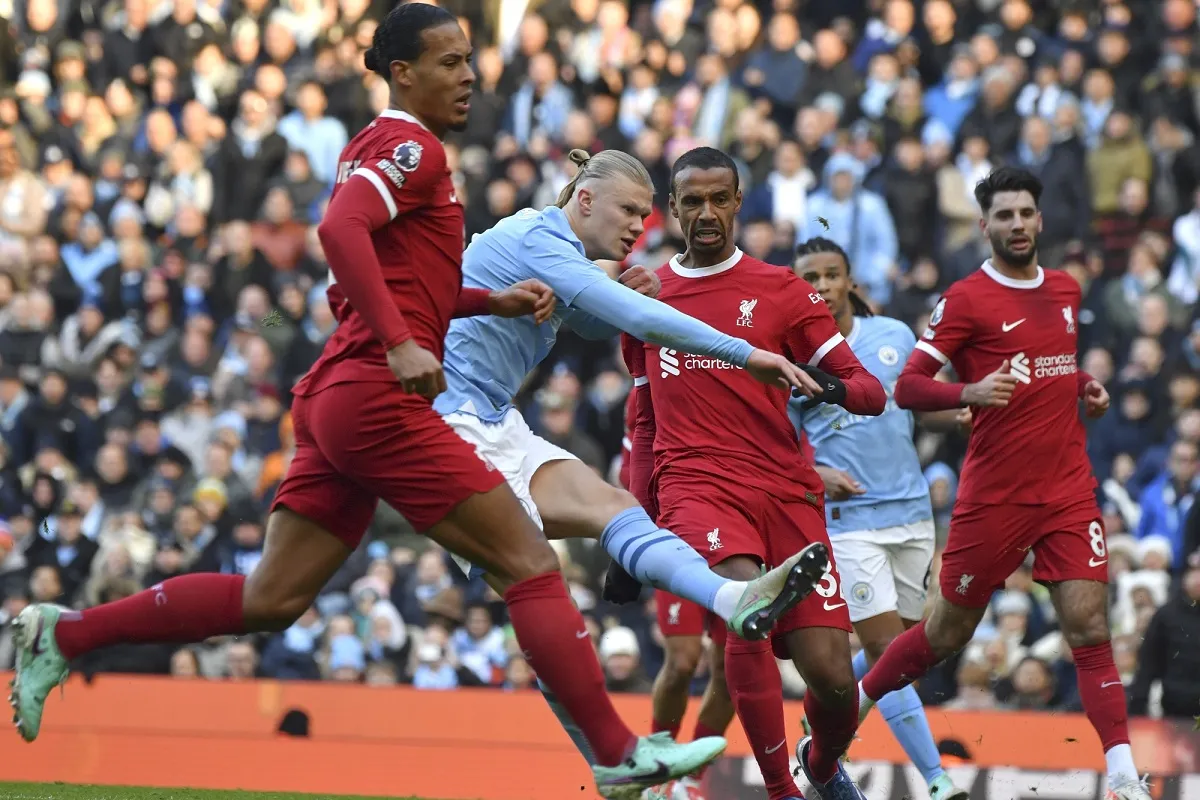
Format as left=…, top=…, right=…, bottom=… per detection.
left=914, top=261, right=1094, bottom=505
left=434, top=206, right=612, bottom=419
left=637, top=249, right=844, bottom=503
left=295, top=109, right=462, bottom=395
left=793, top=315, right=932, bottom=534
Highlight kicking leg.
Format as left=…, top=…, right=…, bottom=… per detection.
left=431, top=483, right=727, bottom=795
left=532, top=459, right=826, bottom=639
left=1050, top=579, right=1144, bottom=799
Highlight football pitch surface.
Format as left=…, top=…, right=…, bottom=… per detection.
left=0, top=786, right=451, bottom=800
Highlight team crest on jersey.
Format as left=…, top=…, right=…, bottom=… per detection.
left=878, top=345, right=899, bottom=366
left=393, top=140, right=423, bottom=172
left=930, top=297, right=946, bottom=327
left=1063, top=305, right=1075, bottom=333
left=737, top=299, right=757, bottom=327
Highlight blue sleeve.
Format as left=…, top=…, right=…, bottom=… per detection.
left=520, top=224, right=612, bottom=305
left=560, top=308, right=623, bottom=341
left=569, top=278, right=755, bottom=367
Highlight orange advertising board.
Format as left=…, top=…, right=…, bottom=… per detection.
left=0, top=674, right=1194, bottom=799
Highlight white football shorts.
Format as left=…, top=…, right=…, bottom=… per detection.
left=443, top=407, right=577, bottom=579
left=829, top=519, right=935, bottom=624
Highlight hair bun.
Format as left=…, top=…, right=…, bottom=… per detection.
left=567, top=149, right=592, bottom=168
left=363, top=47, right=379, bottom=73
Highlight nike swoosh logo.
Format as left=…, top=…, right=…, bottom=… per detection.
left=30, top=615, right=45, bottom=657
left=823, top=602, right=847, bottom=611
left=1100, top=681, right=1122, bottom=688
left=1089, top=558, right=1108, bottom=568
left=576, top=630, right=590, bottom=639
left=764, top=740, right=786, bottom=754
left=1002, top=319, right=1026, bottom=332
left=609, top=760, right=671, bottom=786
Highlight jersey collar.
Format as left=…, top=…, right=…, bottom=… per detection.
left=846, top=316, right=863, bottom=348
left=669, top=247, right=744, bottom=278
left=379, top=108, right=429, bottom=132
left=981, top=259, right=1044, bottom=289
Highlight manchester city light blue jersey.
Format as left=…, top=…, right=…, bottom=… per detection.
left=435, top=206, right=614, bottom=422
left=790, top=315, right=933, bottom=534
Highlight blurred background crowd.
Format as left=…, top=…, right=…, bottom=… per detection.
left=0, top=0, right=1197, bottom=721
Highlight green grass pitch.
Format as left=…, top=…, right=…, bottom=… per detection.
left=0, top=785, right=449, bottom=800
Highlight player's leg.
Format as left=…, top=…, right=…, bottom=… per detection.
left=1035, top=505, right=1146, bottom=800
left=858, top=504, right=1025, bottom=719
left=837, top=528, right=963, bottom=800
left=714, top=553, right=805, bottom=800
left=338, top=393, right=724, bottom=792
left=10, top=395, right=371, bottom=742
left=531, top=456, right=825, bottom=639
left=651, top=593, right=708, bottom=738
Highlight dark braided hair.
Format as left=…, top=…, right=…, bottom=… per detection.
left=794, top=237, right=874, bottom=317
left=364, top=2, right=457, bottom=78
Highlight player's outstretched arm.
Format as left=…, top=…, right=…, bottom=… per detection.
left=802, top=341, right=887, bottom=415
left=453, top=280, right=557, bottom=322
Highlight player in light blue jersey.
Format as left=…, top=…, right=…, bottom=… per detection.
left=435, top=150, right=833, bottom=785
left=791, top=237, right=967, bottom=800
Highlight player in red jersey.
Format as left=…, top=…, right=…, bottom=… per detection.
left=858, top=167, right=1148, bottom=800
left=9, top=7, right=732, bottom=795
left=617, top=335, right=734, bottom=800
left=628, top=147, right=888, bottom=800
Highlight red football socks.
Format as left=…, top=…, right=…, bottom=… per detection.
left=803, top=687, right=859, bottom=784
left=724, top=636, right=799, bottom=800
left=693, top=720, right=725, bottom=741
left=862, top=620, right=941, bottom=702
left=55, top=574, right=247, bottom=661
left=1072, top=643, right=1132, bottom=751
left=504, top=572, right=636, bottom=767
left=652, top=717, right=682, bottom=738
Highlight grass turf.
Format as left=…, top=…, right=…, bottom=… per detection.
left=0, top=785, right=446, bottom=800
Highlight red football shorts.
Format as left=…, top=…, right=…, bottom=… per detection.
left=656, top=590, right=709, bottom=638
left=940, top=496, right=1108, bottom=607
left=272, top=382, right=504, bottom=548
left=655, top=477, right=851, bottom=641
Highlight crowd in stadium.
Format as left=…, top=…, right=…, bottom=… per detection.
left=0, top=0, right=1197, bottom=720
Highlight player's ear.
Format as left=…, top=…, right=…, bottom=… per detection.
left=668, top=194, right=679, bottom=220
left=576, top=186, right=593, bottom=215
left=733, top=189, right=743, bottom=214
left=390, top=59, right=413, bottom=89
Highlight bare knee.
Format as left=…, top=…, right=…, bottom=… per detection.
left=861, top=635, right=897, bottom=665
left=492, top=539, right=562, bottom=583
left=1053, top=581, right=1111, bottom=649
left=713, top=556, right=763, bottom=582
left=242, top=579, right=312, bottom=632
left=661, top=639, right=703, bottom=689
left=785, top=629, right=856, bottom=706
left=924, top=594, right=985, bottom=657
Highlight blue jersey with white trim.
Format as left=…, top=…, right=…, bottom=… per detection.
left=791, top=315, right=932, bottom=534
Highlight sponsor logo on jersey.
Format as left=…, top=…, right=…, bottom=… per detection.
left=737, top=298, right=757, bottom=327
left=393, top=140, right=423, bottom=172
left=657, top=347, right=742, bottom=379
left=376, top=158, right=407, bottom=190
left=1010, top=351, right=1077, bottom=384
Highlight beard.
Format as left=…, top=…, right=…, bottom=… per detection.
left=990, top=230, right=1038, bottom=267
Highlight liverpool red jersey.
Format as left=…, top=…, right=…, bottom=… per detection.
left=295, top=109, right=463, bottom=395
left=630, top=250, right=883, bottom=504
left=913, top=261, right=1095, bottom=505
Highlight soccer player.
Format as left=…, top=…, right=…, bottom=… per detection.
left=629, top=146, right=887, bottom=800
left=857, top=167, right=1149, bottom=800
left=9, top=8, right=729, bottom=796
left=439, top=148, right=828, bottom=638
left=791, top=236, right=967, bottom=800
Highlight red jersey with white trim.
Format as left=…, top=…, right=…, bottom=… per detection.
left=634, top=250, right=880, bottom=504
left=294, top=110, right=463, bottom=395
left=915, top=262, right=1094, bottom=505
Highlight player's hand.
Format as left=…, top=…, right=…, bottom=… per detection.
left=1083, top=379, right=1110, bottom=419
left=956, top=407, right=973, bottom=434
left=746, top=349, right=824, bottom=397
left=793, top=364, right=847, bottom=409
left=815, top=466, right=865, bottom=501
left=489, top=280, right=557, bottom=324
left=387, top=339, right=447, bottom=399
left=961, top=360, right=1018, bottom=407
left=619, top=265, right=661, bottom=298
